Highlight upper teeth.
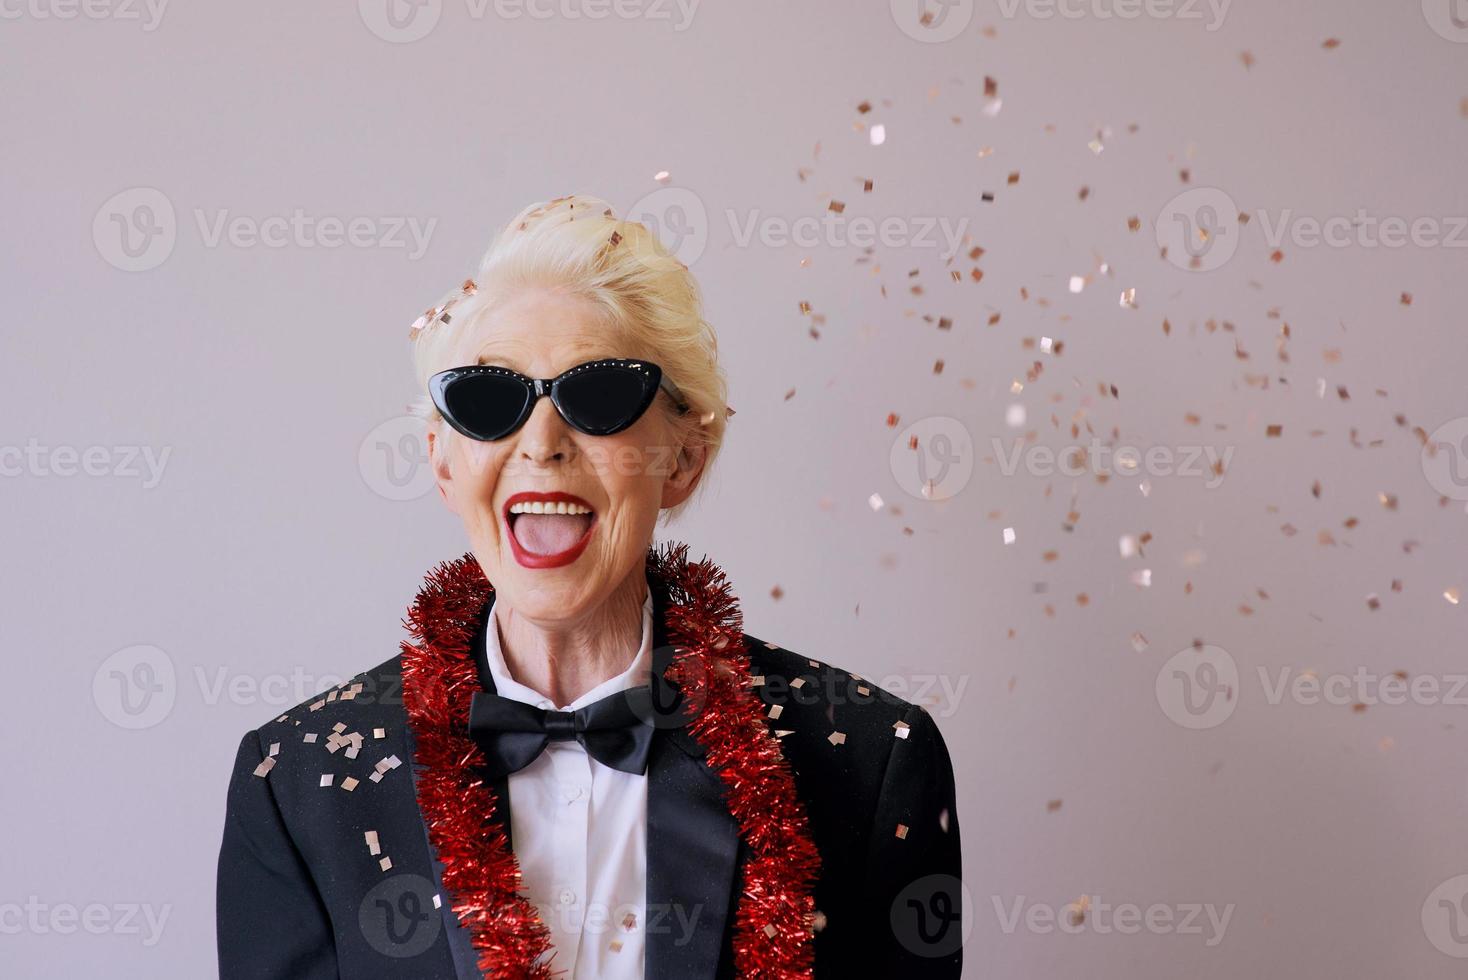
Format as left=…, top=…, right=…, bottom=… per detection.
left=509, top=501, right=593, bottom=516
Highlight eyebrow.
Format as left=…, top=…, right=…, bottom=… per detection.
left=474, top=349, right=616, bottom=370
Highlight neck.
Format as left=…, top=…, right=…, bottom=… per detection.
left=493, top=564, right=649, bottom=707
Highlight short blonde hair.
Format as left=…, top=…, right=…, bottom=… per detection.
left=407, top=194, right=729, bottom=525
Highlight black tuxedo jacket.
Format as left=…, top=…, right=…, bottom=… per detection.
left=216, top=583, right=963, bottom=978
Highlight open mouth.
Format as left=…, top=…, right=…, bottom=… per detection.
left=503, top=495, right=598, bottom=563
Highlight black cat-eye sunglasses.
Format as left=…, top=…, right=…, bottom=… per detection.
left=428, top=357, right=690, bottom=441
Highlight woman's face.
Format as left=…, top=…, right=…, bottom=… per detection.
left=427, top=286, right=705, bottom=623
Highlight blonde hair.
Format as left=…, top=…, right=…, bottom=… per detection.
left=407, top=194, right=729, bottom=525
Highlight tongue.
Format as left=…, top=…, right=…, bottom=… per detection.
left=513, top=513, right=593, bottom=555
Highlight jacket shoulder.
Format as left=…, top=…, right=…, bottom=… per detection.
left=739, top=631, right=939, bottom=779
left=249, top=653, right=407, bottom=738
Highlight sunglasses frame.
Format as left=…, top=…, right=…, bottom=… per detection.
left=428, top=357, right=690, bottom=441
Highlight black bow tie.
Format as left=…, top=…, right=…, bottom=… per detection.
left=467, top=686, right=656, bottom=779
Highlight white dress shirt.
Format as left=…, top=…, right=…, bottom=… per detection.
left=483, top=592, right=653, bottom=980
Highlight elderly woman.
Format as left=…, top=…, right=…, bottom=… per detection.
left=216, top=195, right=963, bottom=979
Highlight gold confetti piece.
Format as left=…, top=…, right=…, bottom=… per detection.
left=893, top=720, right=911, bottom=739
left=1003, top=527, right=1016, bottom=545
left=764, top=924, right=779, bottom=939
left=812, top=910, right=828, bottom=932
left=365, top=831, right=380, bottom=855
left=1131, top=632, right=1149, bottom=652
left=869, top=124, right=886, bottom=146
left=1322, top=37, right=1340, bottom=49
left=768, top=704, right=784, bottom=720
left=857, top=685, right=870, bottom=696
left=828, top=731, right=847, bottom=746
left=379, top=856, right=392, bottom=871
left=1446, top=587, right=1461, bottom=605
left=319, top=774, right=334, bottom=787
left=1266, top=424, right=1283, bottom=437
left=895, top=824, right=909, bottom=839
left=1119, top=287, right=1137, bottom=309
left=828, top=199, right=846, bottom=214
left=1401, top=291, right=1413, bottom=305
left=868, top=493, right=885, bottom=511
left=269, top=742, right=280, bottom=757
left=332, top=722, right=346, bottom=733
left=341, top=776, right=360, bottom=792
left=1240, top=50, right=1255, bottom=69
left=252, top=757, right=276, bottom=778
left=1366, top=594, right=1380, bottom=611
left=303, top=732, right=318, bottom=743
left=373, top=728, right=386, bottom=739
left=1067, top=895, right=1091, bottom=927
left=1046, top=799, right=1062, bottom=813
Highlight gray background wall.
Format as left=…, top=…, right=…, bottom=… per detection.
left=3, top=1, right=1467, bottom=976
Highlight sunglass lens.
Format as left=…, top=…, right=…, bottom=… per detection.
left=556, top=365, right=654, bottom=435
left=443, top=373, right=530, bottom=440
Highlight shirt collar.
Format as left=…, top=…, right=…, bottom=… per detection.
left=484, top=589, right=654, bottom=711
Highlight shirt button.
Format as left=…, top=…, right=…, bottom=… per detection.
left=558, top=888, right=576, bottom=906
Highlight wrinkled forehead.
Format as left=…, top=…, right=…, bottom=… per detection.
left=449, top=296, right=641, bottom=374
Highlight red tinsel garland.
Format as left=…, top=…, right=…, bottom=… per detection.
left=399, top=541, right=822, bottom=979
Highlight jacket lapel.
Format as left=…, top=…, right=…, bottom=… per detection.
left=645, top=575, right=742, bottom=979
left=409, top=573, right=743, bottom=980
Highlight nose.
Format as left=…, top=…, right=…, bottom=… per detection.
left=515, top=393, right=576, bottom=465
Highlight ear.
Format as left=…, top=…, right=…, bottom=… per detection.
left=660, top=437, right=708, bottom=510
left=426, top=426, right=460, bottom=515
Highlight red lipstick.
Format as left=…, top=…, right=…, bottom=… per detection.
left=502, top=491, right=598, bottom=569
